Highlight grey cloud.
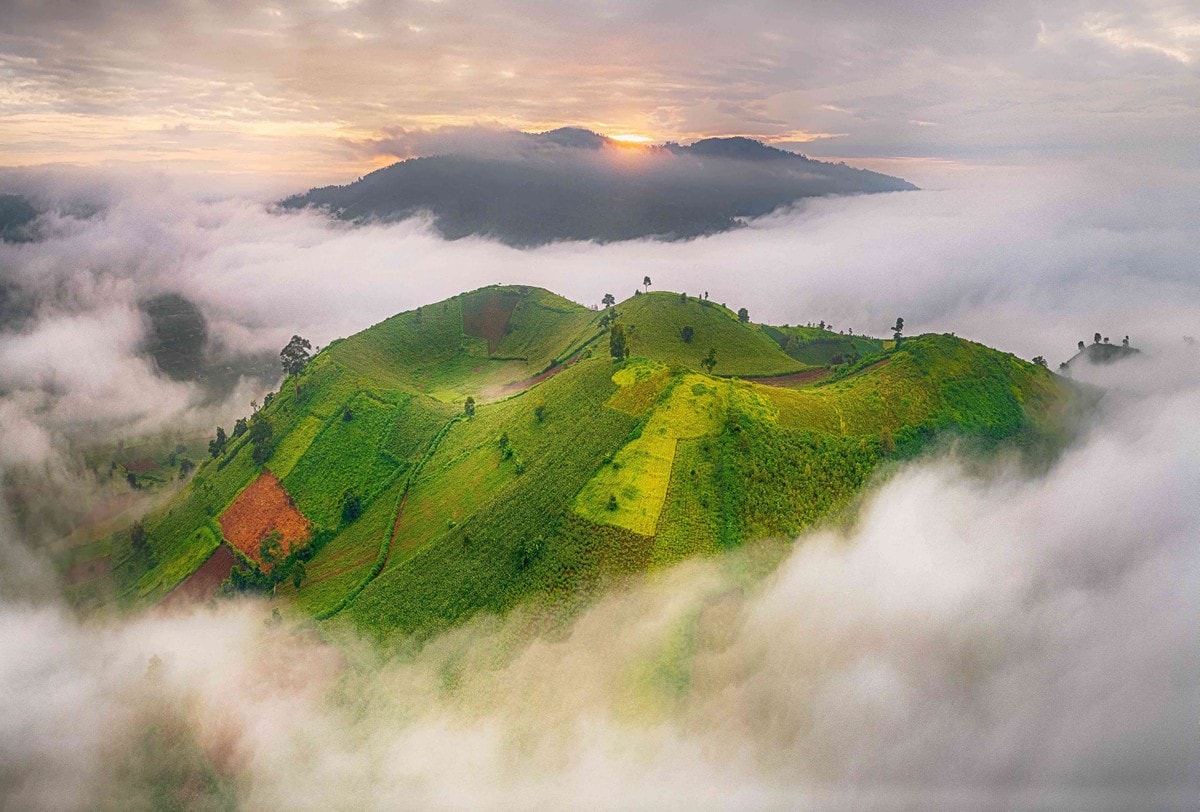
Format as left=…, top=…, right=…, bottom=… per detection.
left=0, top=0, right=1196, bottom=172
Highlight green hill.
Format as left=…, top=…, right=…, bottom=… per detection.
left=80, top=285, right=1076, bottom=639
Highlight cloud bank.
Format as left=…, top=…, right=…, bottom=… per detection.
left=1, top=161, right=1198, bottom=807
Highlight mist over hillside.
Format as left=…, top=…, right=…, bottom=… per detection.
left=0, top=163, right=1198, bottom=807
left=280, top=129, right=916, bottom=245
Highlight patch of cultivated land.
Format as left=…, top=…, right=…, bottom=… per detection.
left=218, top=471, right=311, bottom=563
left=161, top=545, right=235, bottom=608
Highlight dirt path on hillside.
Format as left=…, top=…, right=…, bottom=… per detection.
left=745, top=369, right=833, bottom=387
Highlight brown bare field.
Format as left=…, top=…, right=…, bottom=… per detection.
left=462, top=289, right=518, bottom=353
left=124, top=458, right=158, bottom=473
left=161, top=545, right=235, bottom=609
left=218, top=471, right=311, bottom=564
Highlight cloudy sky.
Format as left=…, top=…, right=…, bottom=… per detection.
left=1, top=0, right=1197, bottom=183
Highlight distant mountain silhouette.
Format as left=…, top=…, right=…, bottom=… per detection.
left=280, top=129, right=917, bottom=245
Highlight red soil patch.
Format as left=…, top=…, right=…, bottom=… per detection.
left=462, top=289, right=518, bottom=353
left=66, top=556, right=110, bottom=585
left=124, top=458, right=158, bottom=474
left=160, top=545, right=235, bottom=609
left=218, top=471, right=311, bottom=565
left=747, top=368, right=833, bottom=388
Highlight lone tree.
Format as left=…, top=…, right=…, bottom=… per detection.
left=131, top=521, right=147, bottom=553
left=1032, top=355, right=1047, bottom=367
left=892, top=318, right=905, bottom=342
left=1094, top=332, right=1102, bottom=344
left=280, top=335, right=312, bottom=390
left=680, top=292, right=687, bottom=303
left=259, top=531, right=282, bottom=568
left=610, top=321, right=629, bottom=360
left=680, top=325, right=695, bottom=343
left=1123, top=335, right=1130, bottom=348
left=248, top=416, right=273, bottom=465
left=602, top=293, right=616, bottom=308
left=464, top=396, right=476, bottom=417
left=643, top=275, right=652, bottom=292
left=342, top=491, right=363, bottom=524
left=737, top=307, right=750, bottom=323
left=208, top=426, right=227, bottom=458
left=1078, top=340, right=1086, bottom=351
left=702, top=348, right=717, bottom=373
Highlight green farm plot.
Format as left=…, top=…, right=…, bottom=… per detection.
left=615, top=292, right=805, bottom=377
left=270, top=415, right=324, bottom=479
left=576, top=373, right=728, bottom=535
left=283, top=392, right=401, bottom=529
left=762, top=324, right=885, bottom=367
left=280, top=474, right=409, bottom=617
left=491, top=287, right=598, bottom=369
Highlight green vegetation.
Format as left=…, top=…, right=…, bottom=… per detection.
left=93, top=285, right=1077, bottom=643
left=761, top=323, right=885, bottom=367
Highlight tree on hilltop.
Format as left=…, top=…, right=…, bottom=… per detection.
left=643, top=275, right=652, bottom=292
left=892, top=318, right=904, bottom=342
left=737, top=307, right=749, bottom=323
left=602, top=293, right=616, bottom=308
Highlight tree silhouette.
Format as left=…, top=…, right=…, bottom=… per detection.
left=643, top=275, right=652, bottom=292
left=208, top=426, right=227, bottom=458
left=892, top=318, right=904, bottom=342
left=1094, top=332, right=1102, bottom=344
left=602, top=293, right=616, bottom=308
left=737, top=307, right=749, bottom=323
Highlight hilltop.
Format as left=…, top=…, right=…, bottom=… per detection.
left=279, top=129, right=916, bottom=245
left=70, top=286, right=1074, bottom=639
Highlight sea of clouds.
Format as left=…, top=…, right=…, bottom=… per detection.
left=1, top=160, right=1198, bottom=808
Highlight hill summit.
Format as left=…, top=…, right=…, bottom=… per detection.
left=279, top=130, right=916, bottom=245
left=77, top=286, right=1072, bottom=639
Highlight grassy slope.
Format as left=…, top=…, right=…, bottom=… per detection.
left=762, top=324, right=885, bottom=367
left=614, top=292, right=806, bottom=376
left=102, top=286, right=1073, bottom=641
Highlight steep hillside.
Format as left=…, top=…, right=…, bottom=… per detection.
left=78, top=286, right=1076, bottom=641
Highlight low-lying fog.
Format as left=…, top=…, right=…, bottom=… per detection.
left=1, top=160, right=1198, bottom=808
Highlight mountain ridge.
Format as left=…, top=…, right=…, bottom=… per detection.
left=280, top=131, right=917, bottom=245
